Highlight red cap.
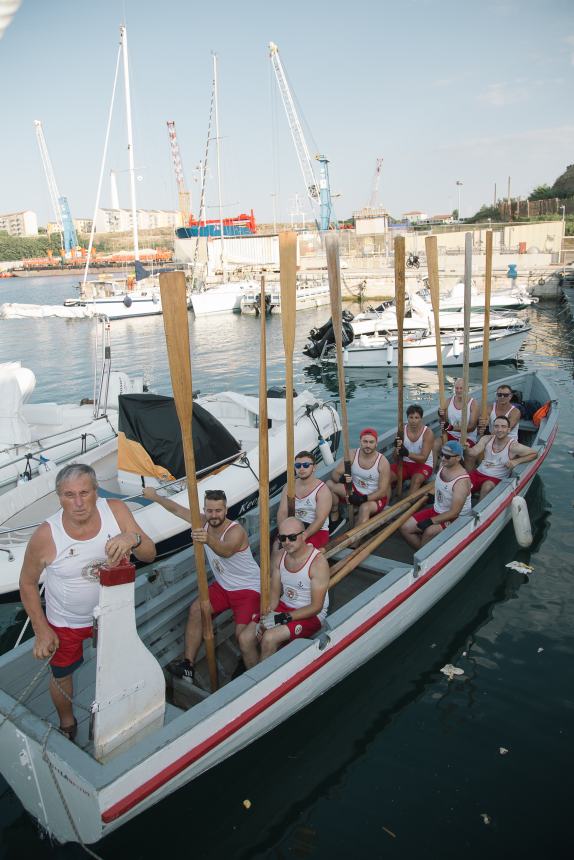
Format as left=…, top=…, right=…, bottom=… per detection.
left=360, top=427, right=378, bottom=440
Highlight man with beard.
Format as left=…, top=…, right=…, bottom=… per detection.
left=143, top=487, right=260, bottom=684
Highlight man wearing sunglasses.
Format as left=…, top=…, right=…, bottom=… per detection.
left=465, top=415, right=538, bottom=500
left=276, top=451, right=332, bottom=549
left=143, top=487, right=260, bottom=685
left=326, top=427, right=390, bottom=529
left=400, top=440, right=471, bottom=549
left=239, top=517, right=330, bottom=666
left=478, top=384, right=520, bottom=440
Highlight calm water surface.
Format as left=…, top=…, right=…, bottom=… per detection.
left=0, top=276, right=573, bottom=858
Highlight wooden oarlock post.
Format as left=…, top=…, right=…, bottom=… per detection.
left=395, top=236, right=406, bottom=496
left=258, top=274, right=271, bottom=614
left=159, top=271, right=218, bottom=693
left=480, top=230, right=493, bottom=429
left=459, top=234, right=473, bottom=446
left=325, top=232, right=353, bottom=523
left=279, top=232, right=298, bottom=517
left=425, top=234, right=447, bottom=443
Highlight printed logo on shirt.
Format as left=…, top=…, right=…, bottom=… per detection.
left=81, top=559, right=108, bottom=581
left=66, top=547, right=79, bottom=558
left=285, top=587, right=297, bottom=601
left=211, top=558, right=224, bottom=575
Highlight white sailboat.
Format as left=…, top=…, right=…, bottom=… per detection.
left=190, top=54, right=260, bottom=316
left=64, top=26, right=164, bottom=321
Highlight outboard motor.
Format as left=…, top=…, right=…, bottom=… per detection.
left=303, top=312, right=355, bottom=359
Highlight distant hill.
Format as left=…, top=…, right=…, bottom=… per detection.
left=551, top=164, right=574, bottom=198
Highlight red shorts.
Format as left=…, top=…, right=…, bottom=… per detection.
left=447, top=432, right=476, bottom=448
left=306, top=529, right=329, bottom=549
left=208, top=581, right=260, bottom=626
left=49, top=624, right=93, bottom=677
left=351, top=486, right=387, bottom=513
left=391, top=461, right=433, bottom=480
left=469, top=470, right=501, bottom=492
left=412, top=506, right=448, bottom=531
left=276, top=600, right=321, bottom=640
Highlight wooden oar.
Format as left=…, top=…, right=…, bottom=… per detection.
left=459, top=234, right=472, bottom=445
left=279, top=231, right=298, bottom=517
left=324, top=481, right=434, bottom=560
left=425, top=235, right=447, bottom=442
left=480, top=231, right=493, bottom=431
left=258, top=274, right=271, bottom=613
left=159, top=271, right=218, bottom=692
left=329, top=494, right=428, bottom=588
left=325, top=232, right=353, bottom=523
left=395, top=236, right=406, bottom=495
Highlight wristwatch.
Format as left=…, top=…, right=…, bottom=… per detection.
left=132, top=532, right=142, bottom=549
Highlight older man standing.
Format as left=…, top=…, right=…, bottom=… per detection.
left=19, top=464, right=156, bottom=741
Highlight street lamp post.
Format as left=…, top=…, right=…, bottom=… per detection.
left=561, top=205, right=566, bottom=263
left=271, top=193, right=278, bottom=233
left=456, top=180, right=463, bottom=222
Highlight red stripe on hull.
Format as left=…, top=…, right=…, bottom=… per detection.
left=102, top=424, right=556, bottom=824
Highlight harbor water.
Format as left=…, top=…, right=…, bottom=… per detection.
left=0, top=276, right=573, bottom=858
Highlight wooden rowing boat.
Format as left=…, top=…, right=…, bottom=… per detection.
left=0, top=370, right=557, bottom=844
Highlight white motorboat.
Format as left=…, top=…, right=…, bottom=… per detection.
left=0, top=361, right=143, bottom=494
left=0, top=388, right=341, bottom=595
left=190, top=279, right=259, bottom=316
left=420, top=280, right=537, bottom=312
left=0, top=370, right=556, bottom=845
left=240, top=277, right=331, bottom=315
left=340, top=323, right=531, bottom=368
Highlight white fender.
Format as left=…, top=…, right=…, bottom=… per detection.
left=318, top=435, right=334, bottom=465
left=386, top=343, right=393, bottom=365
left=511, top=496, right=532, bottom=548
left=452, top=336, right=461, bottom=359
left=92, top=560, right=165, bottom=760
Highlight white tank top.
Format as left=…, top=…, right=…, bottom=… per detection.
left=203, top=521, right=260, bottom=593
left=403, top=423, right=433, bottom=467
left=279, top=546, right=328, bottom=622
left=447, top=396, right=478, bottom=443
left=352, top=449, right=382, bottom=495
left=45, top=498, right=121, bottom=628
left=434, top=468, right=471, bottom=516
left=489, top=404, right=519, bottom=439
left=478, top=437, right=515, bottom=478
left=295, top=481, right=329, bottom=531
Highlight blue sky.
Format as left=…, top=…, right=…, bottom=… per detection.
left=1, top=0, right=573, bottom=227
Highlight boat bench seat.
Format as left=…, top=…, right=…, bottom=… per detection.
left=518, top=419, right=537, bottom=433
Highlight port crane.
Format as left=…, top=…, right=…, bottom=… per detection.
left=268, top=41, right=336, bottom=231
left=33, top=120, right=78, bottom=256
left=166, top=120, right=192, bottom=225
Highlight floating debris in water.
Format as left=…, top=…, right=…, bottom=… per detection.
left=505, top=561, right=534, bottom=575
left=499, top=747, right=509, bottom=755
left=537, top=647, right=544, bottom=654
left=243, top=799, right=252, bottom=809
left=481, top=813, right=491, bottom=825
left=440, top=664, right=464, bottom=680
left=382, top=826, right=397, bottom=838
left=462, top=651, right=467, bottom=657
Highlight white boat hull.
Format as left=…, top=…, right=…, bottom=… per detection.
left=241, top=280, right=331, bottom=315
left=190, top=281, right=259, bottom=316
left=343, top=326, right=530, bottom=368
left=0, top=371, right=556, bottom=844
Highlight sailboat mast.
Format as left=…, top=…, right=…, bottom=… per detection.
left=120, top=25, right=140, bottom=262
left=212, top=52, right=226, bottom=278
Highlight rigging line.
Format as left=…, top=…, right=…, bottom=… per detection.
left=191, top=74, right=216, bottom=287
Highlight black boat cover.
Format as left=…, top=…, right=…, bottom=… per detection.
left=117, top=393, right=241, bottom=481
